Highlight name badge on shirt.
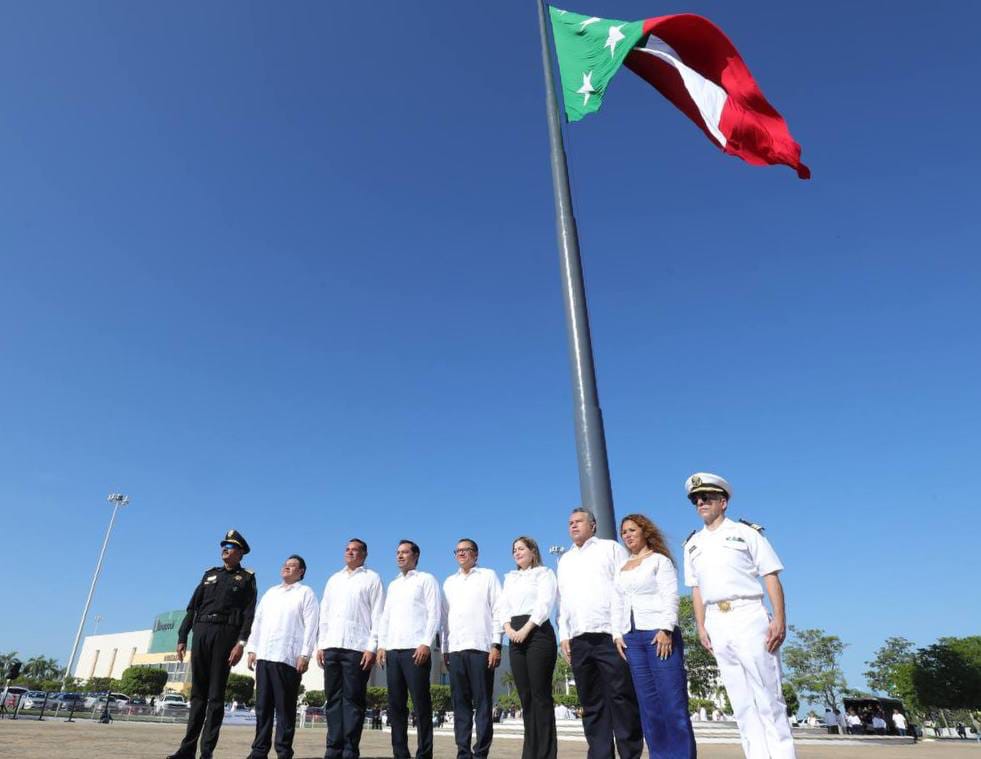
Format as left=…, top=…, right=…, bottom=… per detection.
left=205, top=575, right=218, bottom=584
left=725, top=536, right=746, bottom=544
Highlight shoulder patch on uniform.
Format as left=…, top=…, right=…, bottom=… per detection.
left=739, top=518, right=764, bottom=532
left=684, top=530, right=697, bottom=544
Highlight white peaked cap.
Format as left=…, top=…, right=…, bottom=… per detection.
left=685, top=472, right=732, bottom=499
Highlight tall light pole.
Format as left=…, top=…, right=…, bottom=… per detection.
left=548, top=545, right=567, bottom=565
left=62, top=493, right=130, bottom=688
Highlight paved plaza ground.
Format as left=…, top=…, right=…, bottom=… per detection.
left=0, top=719, right=978, bottom=759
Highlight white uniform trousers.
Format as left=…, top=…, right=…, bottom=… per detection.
left=704, top=600, right=796, bottom=759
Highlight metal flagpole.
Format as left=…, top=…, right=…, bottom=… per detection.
left=536, top=0, right=616, bottom=540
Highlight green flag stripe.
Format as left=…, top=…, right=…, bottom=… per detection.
left=549, top=6, right=646, bottom=122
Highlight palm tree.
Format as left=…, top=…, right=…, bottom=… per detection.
left=24, top=656, right=61, bottom=681
left=501, top=672, right=515, bottom=696
left=0, top=651, right=19, bottom=677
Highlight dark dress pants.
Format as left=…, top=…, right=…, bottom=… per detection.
left=508, top=617, right=557, bottom=759
left=176, top=623, right=238, bottom=759
left=249, top=660, right=301, bottom=759
left=323, top=647, right=371, bottom=759
left=570, top=632, right=643, bottom=759
left=448, top=650, right=495, bottom=759
left=386, top=649, right=433, bottom=759
left=623, top=627, right=696, bottom=758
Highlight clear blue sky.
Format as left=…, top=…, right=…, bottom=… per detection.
left=2, top=1, right=978, bottom=696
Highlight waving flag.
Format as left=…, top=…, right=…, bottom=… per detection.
left=550, top=6, right=810, bottom=178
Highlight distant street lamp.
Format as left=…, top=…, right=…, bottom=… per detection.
left=93, top=615, right=103, bottom=635
left=62, top=493, right=130, bottom=688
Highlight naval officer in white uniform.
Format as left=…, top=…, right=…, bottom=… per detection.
left=683, top=472, right=796, bottom=759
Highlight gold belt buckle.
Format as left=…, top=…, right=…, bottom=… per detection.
left=718, top=600, right=732, bottom=613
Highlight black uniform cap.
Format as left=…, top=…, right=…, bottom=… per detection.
left=220, top=529, right=250, bottom=555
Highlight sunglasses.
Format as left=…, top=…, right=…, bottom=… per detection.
left=689, top=492, right=725, bottom=505
left=221, top=543, right=239, bottom=550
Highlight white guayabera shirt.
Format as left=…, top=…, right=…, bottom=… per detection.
left=557, top=537, right=628, bottom=641
left=317, top=565, right=385, bottom=653
left=246, top=581, right=319, bottom=666
left=441, top=567, right=503, bottom=654
left=377, top=570, right=441, bottom=650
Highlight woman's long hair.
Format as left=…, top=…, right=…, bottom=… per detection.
left=620, top=513, right=675, bottom=565
left=512, top=535, right=543, bottom=568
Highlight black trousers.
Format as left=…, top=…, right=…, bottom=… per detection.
left=509, top=617, right=557, bottom=759
left=323, top=648, right=371, bottom=759
left=570, top=632, right=643, bottom=759
left=177, top=622, right=238, bottom=759
left=448, top=650, right=495, bottom=759
left=386, top=649, right=433, bottom=759
left=249, top=660, right=301, bottom=759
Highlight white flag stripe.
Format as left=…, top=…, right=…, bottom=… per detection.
left=633, top=35, right=728, bottom=147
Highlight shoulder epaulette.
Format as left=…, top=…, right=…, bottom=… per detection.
left=684, top=530, right=697, bottom=544
left=242, top=567, right=254, bottom=575
left=739, top=518, right=764, bottom=532
left=206, top=566, right=222, bottom=574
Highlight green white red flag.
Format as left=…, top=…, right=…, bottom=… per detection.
left=549, top=6, right=810, bottom=179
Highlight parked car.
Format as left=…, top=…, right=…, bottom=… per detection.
left=47, top=692, right=85, bottom=710
left=155, top=693, right=189, bottom=714
left=84, top=691, right=130, bottom=709
left=20, top=690, right=49, bottom=709
left=1, top=686, right=28, bottom=709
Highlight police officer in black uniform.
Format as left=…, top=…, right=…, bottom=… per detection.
left=167, top=530, right=257, bottom=759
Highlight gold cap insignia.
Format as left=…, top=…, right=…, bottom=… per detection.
left=226, top=530, right=234, bottom=539
left=691, top=475, right=702, bottom=487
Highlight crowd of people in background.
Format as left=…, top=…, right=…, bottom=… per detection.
left=164, top=472, right=797, bottom=759
left=826, top=705, right=908, bottom=736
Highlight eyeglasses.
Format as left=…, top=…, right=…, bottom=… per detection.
left=454, top=548, right=475, bottom=555
left=689, top=492, right=725, bottom=505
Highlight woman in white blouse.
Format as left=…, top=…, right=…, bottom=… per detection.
left=496, top=536, right=558, bottom=759
left=613, top=514, right=696, bottom=758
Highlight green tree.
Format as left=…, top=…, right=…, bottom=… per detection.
left=864, top=636, right=921, bottom=715
left=782, top=626, right=848, bottom=710
left=496, top=693, right=520, bottom=710
left=23, top=656, right=61, bottom=681
left=304, top=689, right=326, bottom=706
left=552, top=657, right=573, bottom=695
left=678, top=596, right=721, bottom=699
left=366, top=687, right=387, bottom=709
left=689, top=697, right=715, bottom=714
left=84, top=677, right=117, bottom=693
left=555, top=691, right=580, bottom=710
left=118, top=667, right=167, bottom=697
left=782, top=682, right=799, bottom=718
left=430, top=684, right=452, bottom=714
left=0, top=651, right=19, bottom=676
left=225, top=673, right=255, bottom=706
left=913, top=636, right=981, bottom=712
left=501, top=671, right=516, bottom=696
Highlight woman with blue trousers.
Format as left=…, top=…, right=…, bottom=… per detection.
left=614, top=513, right=697, bottom=758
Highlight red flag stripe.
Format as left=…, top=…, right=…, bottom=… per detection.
left=625, top=14, right=810, bottom=179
